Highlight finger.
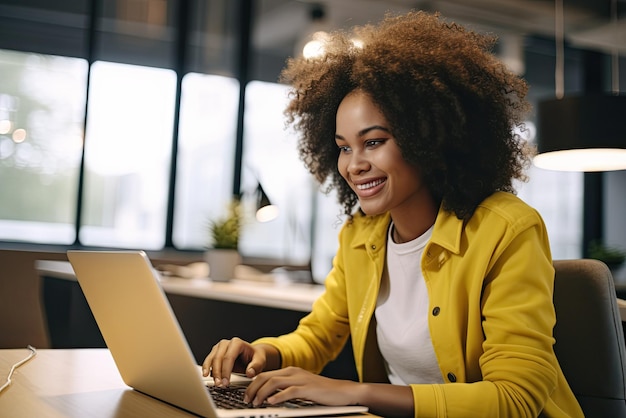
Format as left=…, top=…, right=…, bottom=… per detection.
left=207, top=340, right=233, bottom=386
left=267, top=386, right=306, bottom=405
left=202, top=344, right=218, bottom=376
left=257, top=374, right=297, bottom=404
left=219, top=337, right=248, bottom=386
left=245, top=351, right=266, bottom=378
left=244, top=370, right=292, bottom=406
left=243, top=369, right=270, bottom=404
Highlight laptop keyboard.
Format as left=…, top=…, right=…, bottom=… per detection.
left=209, top=386, right=319, bottom=410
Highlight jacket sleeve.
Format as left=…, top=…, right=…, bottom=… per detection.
left=252, top=225, right=352, bottom=374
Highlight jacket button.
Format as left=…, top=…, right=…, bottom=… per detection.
left=447, top=372, right=457, bottom=382
left=371, top=245, right=376, bottom=250
left=432, top=306, right=440, bottom=316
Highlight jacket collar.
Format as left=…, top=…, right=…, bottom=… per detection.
left=431, top=205, right=464, bottom=255
left=349, top=205, right=464, bottom=255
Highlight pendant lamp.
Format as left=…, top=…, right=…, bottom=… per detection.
left=535, top=95, right=626, bottom=171
left=254, top=183, right=278, bottom=222
left=534, top=0, right=626, bottom=172
left=240, top=170, right=279, bottom=223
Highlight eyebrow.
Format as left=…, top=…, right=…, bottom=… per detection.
left=335, top=125, right=391, bottom=140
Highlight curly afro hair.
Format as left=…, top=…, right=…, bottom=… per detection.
left=281, top=11, right=534, bottom=221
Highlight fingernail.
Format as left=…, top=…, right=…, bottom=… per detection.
left=247, top=367, right=255, bottom=376
left=214, top=378, right=221, bottom=386
left=222, top=377, right=229, bottom=387
left=243, top=395, right=249, bottom=404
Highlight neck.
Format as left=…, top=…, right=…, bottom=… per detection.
left=390, top=196, right=438, bottom=244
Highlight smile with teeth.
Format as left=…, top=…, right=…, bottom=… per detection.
left=356, top=178, right=386, bottom=190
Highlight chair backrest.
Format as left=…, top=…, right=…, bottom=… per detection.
left=553, top=259, right=626, bottom=417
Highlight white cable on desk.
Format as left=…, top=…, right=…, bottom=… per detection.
left=0, top=345, right=37, bottom=394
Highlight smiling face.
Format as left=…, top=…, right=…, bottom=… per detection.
left=335, top=90, right=437, bottom=239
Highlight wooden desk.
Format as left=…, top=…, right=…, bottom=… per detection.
left=0, top=348, right=375, bottom=418
left=0, top=348, right=197, bottom=418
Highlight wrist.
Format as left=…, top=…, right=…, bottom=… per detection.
left=256, top=343, right=281, bottom=370
left=349, top=381, right=371, bottom=406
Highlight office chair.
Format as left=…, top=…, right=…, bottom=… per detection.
left=553, top=259, right=626, bottom=417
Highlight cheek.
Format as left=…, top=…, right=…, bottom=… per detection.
left=337, top=154, right=349, bottom=179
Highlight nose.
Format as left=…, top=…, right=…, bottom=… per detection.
left=346, top=150, right=370, bottom=176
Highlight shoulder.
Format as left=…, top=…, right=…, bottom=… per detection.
left=474, top=191, right=544, bottom=227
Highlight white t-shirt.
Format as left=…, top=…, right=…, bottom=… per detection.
left=375, top=223, right=443, bottom=385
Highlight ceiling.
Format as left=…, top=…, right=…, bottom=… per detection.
left=253, top=0, right=626, bottom=56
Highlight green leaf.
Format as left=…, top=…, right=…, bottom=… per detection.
left=208, top=200, right=241, bottom=250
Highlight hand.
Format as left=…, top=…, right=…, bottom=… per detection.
left=244, top=366, right=361, bottom=407
left=202, top=337, right=268, bottom=387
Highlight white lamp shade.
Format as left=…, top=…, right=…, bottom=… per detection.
left=535, top=95, right=626, bottom=172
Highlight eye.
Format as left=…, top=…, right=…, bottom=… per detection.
left=365, top=139, right=385, bottom=148
left=337, top=145, right=351, bottom=153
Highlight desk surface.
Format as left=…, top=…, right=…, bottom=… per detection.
left=36, top=260, right=325, bottom=313
left=0, top=348, right=199, bottom=418
left=0, top=348, right=374, bottom=418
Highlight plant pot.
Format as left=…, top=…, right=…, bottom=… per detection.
left=204, top=249, right=241, bottom=282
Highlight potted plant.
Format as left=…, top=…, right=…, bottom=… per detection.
left=205, top=200, right=242, bottom=281
left=588, top=240, right=626, bottom=272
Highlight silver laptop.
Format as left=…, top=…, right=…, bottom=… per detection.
left=67, top=250, right=369, bottom=418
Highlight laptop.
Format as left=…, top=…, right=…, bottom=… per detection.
left=67, top=250, right=369, bottom=418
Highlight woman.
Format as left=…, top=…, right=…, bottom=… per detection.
left=203, top=11, right=584, bottom=418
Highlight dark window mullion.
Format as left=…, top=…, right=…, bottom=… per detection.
left=164, top=0, right=191, bottom=249
left=74, top=0, right=100, bottom=246
left=232, top=0, right=253, bottom=198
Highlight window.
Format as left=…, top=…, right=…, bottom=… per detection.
left=79, top=61, right=177, bottom=248
left=239, top=80, right=348, bottom=282
left=173, top=73, right=240, bottom=249
left=518, top=167, right=583, bottom=259
left=0, top=0, right=242, bottom=249
left=0, top=49, right=87, bottom=244
left=239, top=80, right=318, bottom=264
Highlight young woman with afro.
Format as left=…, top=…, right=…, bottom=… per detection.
left=203, top=11, right=583, bottom=418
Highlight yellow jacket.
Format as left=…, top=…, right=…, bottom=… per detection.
left=254, top=192, right=583, bottom=417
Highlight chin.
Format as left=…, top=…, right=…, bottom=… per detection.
left=358, top=204, right=386, bottom=217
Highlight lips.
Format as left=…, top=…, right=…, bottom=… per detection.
left=356, top=178, right=385, bottom=190
left=352, top=177, right=386, bottom=197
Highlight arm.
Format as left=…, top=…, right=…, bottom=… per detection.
left=251, top=223, right=356, bottom=374
left=203, top=219, right=358, bottom=384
